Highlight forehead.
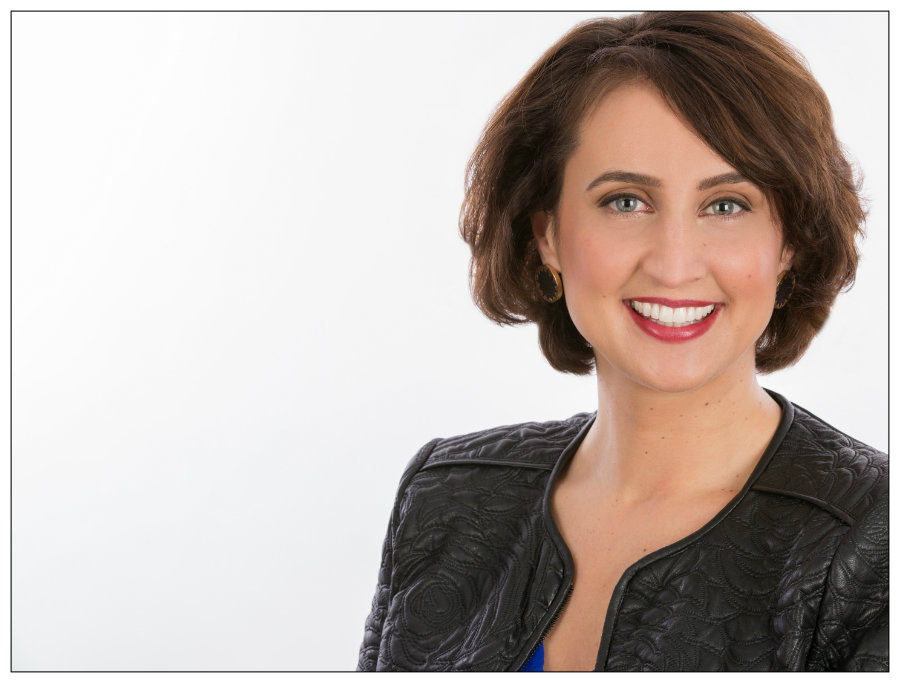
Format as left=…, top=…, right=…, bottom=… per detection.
left=570, top=83, right=735, bottom=181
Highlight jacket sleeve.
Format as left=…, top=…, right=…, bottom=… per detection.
left=818, top=477, right=889, bottom=671
left=357, top=439, right=439, bottom=671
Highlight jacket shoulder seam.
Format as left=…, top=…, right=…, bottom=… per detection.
left=420, top=458, right=555, bottom=472
left=420, top=413, right=594, bottom=469
left=749, top=484, right=855, bottom=525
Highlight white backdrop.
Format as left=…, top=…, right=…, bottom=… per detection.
left=11, top=11, right=888, bottom=671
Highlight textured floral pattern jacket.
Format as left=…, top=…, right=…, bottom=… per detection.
left=358, top=393, right=888, bottom=671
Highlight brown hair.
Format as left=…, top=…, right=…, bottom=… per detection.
left=460, top=11, right=864, bottom=374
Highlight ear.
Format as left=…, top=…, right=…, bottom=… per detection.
left=531, top=210, right=562, bottom=271
left=779, top=244, right=794, bottom=272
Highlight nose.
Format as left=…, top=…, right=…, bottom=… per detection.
left=639, top=213, right=707, bottom=289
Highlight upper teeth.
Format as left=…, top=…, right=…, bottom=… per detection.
left=630, top=301, right=715, bottom=327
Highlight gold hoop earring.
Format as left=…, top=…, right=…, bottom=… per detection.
left=535, top=264, right=563, bottom=303
left=775, top=270, right=795, bottom=309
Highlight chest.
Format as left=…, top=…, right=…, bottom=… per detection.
left=542, top=488, right=737, bottom=671
left=383, top=465, right=840, bottom=671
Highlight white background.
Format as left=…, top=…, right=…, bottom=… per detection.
left=11, top=10, right=888, bottom=671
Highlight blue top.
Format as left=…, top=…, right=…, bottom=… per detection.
left=521, top=642, right=544, bottom=671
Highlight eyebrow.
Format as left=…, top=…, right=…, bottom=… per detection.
left=585, top=170, right=750, bottom=192
left=697, top=172, right=749, bottom=191
left=586, top=171, right=660, bottom=192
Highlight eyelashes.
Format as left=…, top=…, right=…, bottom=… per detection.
left=702, top=197, right=751, bottom=217
left=599, top=192, right=752, bottom=219
left=602, top=194, right=649, bottom=214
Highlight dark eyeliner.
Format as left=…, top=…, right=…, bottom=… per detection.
left=599, top=192, right=644, bottom=208
left=709, top=196, right=752, bottom=212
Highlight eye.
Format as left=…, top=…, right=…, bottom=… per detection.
left=703, top=198, right=750, bottom=216
left=601, top=194, right=649, bottom=214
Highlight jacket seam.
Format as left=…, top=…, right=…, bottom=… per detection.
left=396, top=438, right=442, bottom=510
left=378, top=438, right=441, bottom=670
left=503, top=416, right=593, bottom=461
left=749, top=485, right=856, bottom=525
left=420, top=458, right=555, bottom=471
left=808, top=489, right=888, bottom=670
left=808, top=527, right=853, bottom=670
left=419, top=419, right=593, bottom=473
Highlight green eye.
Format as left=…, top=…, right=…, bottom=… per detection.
left=615, top=197, right=640, bottom=212
left=601, top=194, right=649, bottom=215
left=705, top=198, right=748, bottom=216
left=712, top=201, right=736, bottom=214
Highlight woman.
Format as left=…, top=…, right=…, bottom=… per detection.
left=358, top=12, right=887, bottom=671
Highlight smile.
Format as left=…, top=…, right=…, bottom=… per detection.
left=628, top=300, right=716, bottom=327
left=624, top=298, right=722, bottom=344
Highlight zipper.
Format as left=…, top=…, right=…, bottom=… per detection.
left=513, top=581, right=574, bottom=671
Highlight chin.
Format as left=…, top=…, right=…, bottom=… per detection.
left=608, top=357, right=730, bottom=396
left=632, top=372, right=717, bottom=395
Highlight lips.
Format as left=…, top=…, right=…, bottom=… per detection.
left=624, top=298, right=721, bottom=343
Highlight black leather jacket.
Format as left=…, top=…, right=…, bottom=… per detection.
left=358, top=392, right=888, bottom=671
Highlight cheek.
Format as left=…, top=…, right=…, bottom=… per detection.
left=561, top=237, right=633, bottom=299
left=712, top=242, right=780, bottom=301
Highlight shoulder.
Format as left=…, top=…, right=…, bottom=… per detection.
left=415, top=412, right=595, bottom=472
left=767, top=403, right=890, bottom=671
left=388, top=412, right=594, bottom=511
left=754, top=398, right=887, bottom=526
left=731, top=397, right=887, bottom=669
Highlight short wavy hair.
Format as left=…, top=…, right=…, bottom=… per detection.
left=460, top=11, right=864, bottom=374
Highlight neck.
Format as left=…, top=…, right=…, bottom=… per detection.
left=577, top=359, right=782, bottom=503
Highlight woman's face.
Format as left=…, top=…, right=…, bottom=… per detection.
left=533, top=82, right=792, bottom=395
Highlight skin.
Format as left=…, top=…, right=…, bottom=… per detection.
left=531, top=83, right=793, bottom=671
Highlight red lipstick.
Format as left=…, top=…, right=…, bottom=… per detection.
left=624, top=300, right=721, bottom=343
